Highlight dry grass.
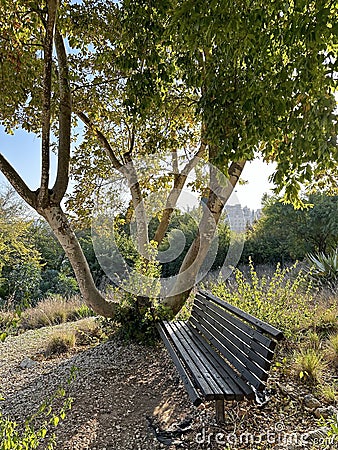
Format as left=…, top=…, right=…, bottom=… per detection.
left=44, top=330, right=77, bottom=356
left=325, top=333, right=338, bottom=367
left=21, top=295, right=93, bottom=330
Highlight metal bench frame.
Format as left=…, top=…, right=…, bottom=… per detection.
left=157, top=289, right=284, bottom=422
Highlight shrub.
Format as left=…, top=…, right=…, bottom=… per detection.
left=113, top=242, right=172, bottom=344
left=306, top=248, right=338, bottom=294
left=209, top=260, right=317, bottom=338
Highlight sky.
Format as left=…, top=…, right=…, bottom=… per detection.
left=0, top=126, right=276, bottom=211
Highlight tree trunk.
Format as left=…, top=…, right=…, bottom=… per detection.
left=163, top=161, right=246, bottom=315
left=43, top=205, right=117, bottom=317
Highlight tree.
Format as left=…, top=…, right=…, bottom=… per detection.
left=0, top=185, right=41, bottom=304
left=243, top=193, right=338, bottom=264
left=0, top=1, right=337, bottom=318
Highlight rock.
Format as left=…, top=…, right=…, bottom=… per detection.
left=314, top=405, right=338, bottom=419
left=304, top=394, right=321, bottom=410
left=277, top=383, right=295, bottom=398
left=19, top=357, right=37, bottom=370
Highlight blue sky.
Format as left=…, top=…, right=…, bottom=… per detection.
left=0, top=125, right=275, bottom=210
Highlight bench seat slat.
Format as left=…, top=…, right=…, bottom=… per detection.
left=162, top=321, right=223, bottom=399
left=192, top=304, right=272, bottom=371
left=190, top=315, right=266, bottom=391
left=195, top=295, right=276, bottom=356
left=199, top=290, right=284, bottom=341
left=191, top=311, right=269, bottom=381
left=186, top=323, right=255, bottom=400
left=156, top=323, right=202, bottom=406
left=170, top=321, right=239, bottom=400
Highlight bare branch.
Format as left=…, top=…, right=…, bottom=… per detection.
left=52, top=27, right=72, bottom=204
left=0, top=153, right=37, bottom=208
left=77, top=111, right=123, bottom=171
left=153, top=139, right=207, bottom=245
left=39, top=0, right=58, bottom=206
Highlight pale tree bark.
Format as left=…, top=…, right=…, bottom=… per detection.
left=0, top=6, right=117, bottom=318
left=43, top=205, right=117, bottom=316
left=153, top=140, right=207, bottom=246
left=122, top=152, right=150, bottom=255
left=39, top=0, right=57, bottom=207
left=77, top=111, right=150, bottom=254
left=164, top=160, right=246, bottom=314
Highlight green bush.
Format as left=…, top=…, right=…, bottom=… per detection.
left=209, top=260, right=318, bottom=338
left=112, top=243, right=172, bottom=344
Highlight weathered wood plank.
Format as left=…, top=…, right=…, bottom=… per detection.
left=189, top=315, right=267, bottom=391
left=194, top=295, right=276, bottom=355
left=162, top=321, right=222, bottom=399
left=192, top=304, right=272, bottom=371
left=156, top=323, right=202, bottom=406
left=198, top=290, right=284, bottom=341
left=170, top=321, right=237, bottom=399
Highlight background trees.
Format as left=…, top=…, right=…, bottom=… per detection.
left=243, top=193, right=338, bottom=264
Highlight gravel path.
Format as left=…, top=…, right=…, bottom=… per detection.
left=0, top=321, right=327, bottom=450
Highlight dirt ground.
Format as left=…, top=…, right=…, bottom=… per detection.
left=0, top=320, right=332, bottom=450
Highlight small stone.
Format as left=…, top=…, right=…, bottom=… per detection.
left=19, top=357, right=37, bottom=370
left=304, top=394, right=321, bottom=410
left=314, top=406, right=338, bottom=419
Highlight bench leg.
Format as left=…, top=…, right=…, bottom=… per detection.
left=215, top=399, right=225, bottom=423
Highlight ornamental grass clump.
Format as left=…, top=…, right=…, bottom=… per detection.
left=45, top=330, right=77, bottom=357
left=293, top=348, right=327, bottom=383
left=325, top=333, right=338, bottom=368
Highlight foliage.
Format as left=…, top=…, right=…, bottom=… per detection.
left=306, top=248, right=338, bottom=294
left=209, top=260, right=317, bottom=338
left=0, top=188, right=42, bottom=306
left=0, top=0, right=337, bottom=320
left=243, top=193, right=338, bottom=264
left=0, top=367, right=76, bottom=449
left=3, top=260, right=42, bottom=307
left=319, top=414, right=338, bottom=442
left=113, top=243, right=173, bottom=344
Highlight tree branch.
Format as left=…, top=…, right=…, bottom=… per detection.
left=153, top=140, right=207, bottom=245
left=39, top=0, right=58, bottom=206
left=52, top=27, right=72, bottom=204
left=77, top=111, right=123, bottom=171
left=0, top=153, right=37, bottom=208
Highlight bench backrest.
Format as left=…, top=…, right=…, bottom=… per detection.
left=190, top=290, right=284, bottom=392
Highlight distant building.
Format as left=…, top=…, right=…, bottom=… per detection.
left=225, top=204, right=261, bottom=232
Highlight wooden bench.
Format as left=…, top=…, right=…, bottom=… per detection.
left=157, top=289, right=284, bottom=422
